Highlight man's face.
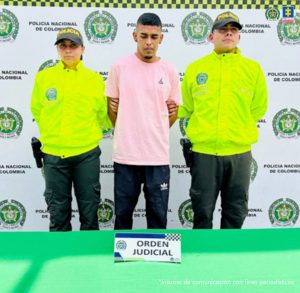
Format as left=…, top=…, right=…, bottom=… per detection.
left=133, top=24, right=163, bottom=63
left=57, top=39, right=84, bottom=69
left=209, top=24, right=241, bottom=54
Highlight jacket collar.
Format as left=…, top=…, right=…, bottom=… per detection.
left=211, top=48, right=241, bottom=60
left=58, top=60, right=84, bottom=71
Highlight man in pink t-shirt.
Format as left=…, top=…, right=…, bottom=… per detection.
left=106, top=13, right=181, bottom=229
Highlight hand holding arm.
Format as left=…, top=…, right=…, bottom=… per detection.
left=108, top=97, right=119, bottom=126
left=166, top=99, right=178, bottom=127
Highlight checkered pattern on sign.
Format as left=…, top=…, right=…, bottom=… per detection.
left=1, top=0, right=299, bottom=9
left=165, top=234, right=181, bottom=241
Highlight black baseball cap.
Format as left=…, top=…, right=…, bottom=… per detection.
left=54, top=27, right=83, bottom=45
left=212, top=11, right=243, bottom=31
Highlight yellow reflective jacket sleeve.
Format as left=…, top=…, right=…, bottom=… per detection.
left=251, top=64, right=268, bottom=122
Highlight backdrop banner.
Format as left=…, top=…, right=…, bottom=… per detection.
left=0, top=1, right=299, bottom=231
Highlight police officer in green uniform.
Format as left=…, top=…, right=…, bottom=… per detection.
left=179, top=12, right=268, bottom=229
left=31, top=27, right=109, bottom=231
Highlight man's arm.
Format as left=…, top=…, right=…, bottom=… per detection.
left=251, top=65, right=268, bottom=121
left=108, top=97, right=119, bottom=126
left=30, top=76, right=42, bottom=126
left=177, top=67, right=194, bottom=120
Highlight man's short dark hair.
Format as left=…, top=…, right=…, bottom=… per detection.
left=137, top=13, right=162, bottom=28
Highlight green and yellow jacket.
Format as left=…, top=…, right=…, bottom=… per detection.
left=31, top=61, right=110, bottom=158
left=178, top=49, right=268, bottom=156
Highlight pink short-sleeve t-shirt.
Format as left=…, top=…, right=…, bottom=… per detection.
left=105, top=54, right=181, bottom=165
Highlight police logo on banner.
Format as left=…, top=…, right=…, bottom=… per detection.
left=265, top=7, right=280, bottom=21
left=181, top=12, right=213, bottom=45
left=97, top=198, right=115, bottom=228
left=178, top=199, right=193, bottom=228
left=277, top=13, right=300, bottom=45
left=84, top=11, right=117, bottom=43
left=282, top=5, right=295, bottom=22
left=250, top=158, right=258, bottom=183
left=38, top=59, right=59, bottom=71
left=0, top=107, right=23, bottom=138
left=0, top=199, right=26, bottom=229
left=269, top=198, right=299, bottom=227
left=0, top=9, right=19, bottom=42
left=272, top=108, right=300, bottom=138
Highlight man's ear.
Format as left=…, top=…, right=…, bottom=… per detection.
left=159, top=33, right=164, bottom=44
left=133, top=31, right=137, bottom=42
left=208, top=32, right=214, bottom=43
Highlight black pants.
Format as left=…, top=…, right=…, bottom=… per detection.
left=43, top=147, right=101, bottom=231
left=113, top=163, right=170, bottom=230
left=190, top=151, right=252, bottom=229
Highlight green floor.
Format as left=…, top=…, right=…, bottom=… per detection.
left=1, top=229, right=299, bottom=293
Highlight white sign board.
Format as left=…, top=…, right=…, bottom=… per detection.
left=114, top=232, right=181, bottom=263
